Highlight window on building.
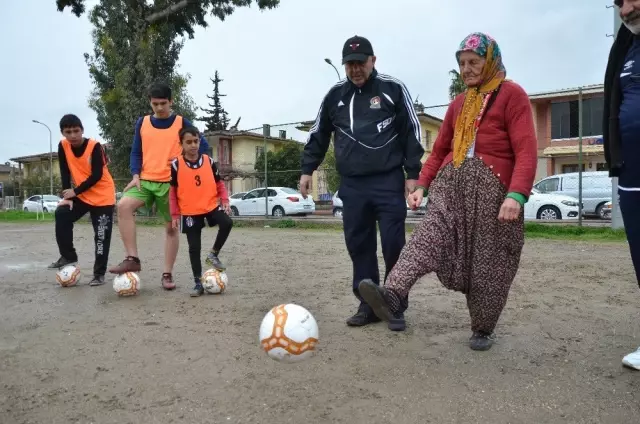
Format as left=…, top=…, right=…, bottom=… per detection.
left=550, top=96, right=604, bottom=140
left=561, top=164, right=585, bottom=173
left=424, top=130, right=432, bottom=150
left=218, top=138, right=230, bottom=165
left=596, top=163, right=608, bottom=171
left=256, top=146, right=264, bottom=161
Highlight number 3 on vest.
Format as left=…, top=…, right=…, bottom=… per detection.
left=194, top=175, right=201, bottom=186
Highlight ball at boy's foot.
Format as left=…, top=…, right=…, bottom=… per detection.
left=56, top=265, right=81, bottom=287
left=113, top=272, right=141, bottom=296
left=202, top=268, right=227, bottom=294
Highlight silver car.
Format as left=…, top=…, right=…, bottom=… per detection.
left=533, top=171, right=612, bottom=218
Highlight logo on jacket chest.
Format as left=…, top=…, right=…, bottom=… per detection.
left=370, top=96, right=381, bottom=109
left=377, top=116, right=393, bottom=133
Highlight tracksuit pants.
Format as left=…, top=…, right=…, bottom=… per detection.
left=55, top=198, right=114, bottom=277
left=619, top=189, right=640, bottom=285
left=339, top=168, right=408, bottom=305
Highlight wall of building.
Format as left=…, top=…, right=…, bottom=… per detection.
left=552, top=155, right=607, bottom=175
left=23, top=159, right=61, bottom=179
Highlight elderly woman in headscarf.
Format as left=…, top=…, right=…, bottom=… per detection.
left=358, top=32, right=538, bottom=351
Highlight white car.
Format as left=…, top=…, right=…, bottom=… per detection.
left=22, top=195, right=62, bottom=213
left=229, top=187, right=315, bottom=217
left=331, top=190, right=427, bottom=218
left=525, top=188, right=580, bottom=220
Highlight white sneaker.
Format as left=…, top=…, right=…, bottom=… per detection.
left=622, top=347, right=640, bottom=370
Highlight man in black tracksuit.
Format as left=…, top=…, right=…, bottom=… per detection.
left=299, top=35, right=425, bottom=331
left=604, top=1, right=640, bottom=369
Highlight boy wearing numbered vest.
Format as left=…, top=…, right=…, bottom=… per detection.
left=48, top=114, right=116, bottom=286
left=169, top=126, right=233, bottom=297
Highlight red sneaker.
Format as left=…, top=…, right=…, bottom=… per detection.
left=109, top=256, right=141, bottom=274
left=161, top=273, right=176, bottom=290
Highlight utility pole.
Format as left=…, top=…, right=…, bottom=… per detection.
left=324, top=58, right=341, bottom=80
left=31, top=119, right=53, bottom=195
left=611, top=5, right=624, bottom=230
left=263, top=124, right=270, bottom=218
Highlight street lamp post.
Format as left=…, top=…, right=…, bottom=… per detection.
left=324, top=58, right=341, bottom=80
left=31, top=119, right=53, bottom=195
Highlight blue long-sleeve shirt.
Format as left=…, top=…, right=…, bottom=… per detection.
left=619, top=36, right=640, bottom=189
left=130, top=114, right=211, bottom=176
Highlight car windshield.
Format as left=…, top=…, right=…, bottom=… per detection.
left=43, top=195, right=60, bottom=202
left=280, top=188, right=299, bottom=194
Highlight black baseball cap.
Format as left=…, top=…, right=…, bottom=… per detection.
left=342, top=35, right=374, bottom=64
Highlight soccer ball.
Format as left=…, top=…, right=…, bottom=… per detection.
left=113, top=272, right=140, bottom=297
left=259, top=304, right=319, bottom=363
left=56, top=265, right=81, bottom=287
left=202, top=268, right=227, bottom=294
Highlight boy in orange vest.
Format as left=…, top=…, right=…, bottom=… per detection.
left=169, top=126, right=233, bottom=297
left=109, top=83, right=210, bottom=290
left=48, top=114, right=116, bottom=286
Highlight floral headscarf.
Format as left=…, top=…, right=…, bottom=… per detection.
left=451, top=32, right=506, bottom=168
left=455, top=32, right=506, bottom=74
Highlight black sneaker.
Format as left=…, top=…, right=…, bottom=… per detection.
left=89, top=275, right=105, bottom=286
left=345, top=303, right=381, bottom=327
left=205, top=251, right=226, bottom=271
left=358, top=279, right=407, bottom=331
left=190, top=282, right=205, bottom=297
left=47, top=256, right=77, bottom=269
left=469, top=331, right=495, bottom=351
left=388, top=311, right=406, bottom=332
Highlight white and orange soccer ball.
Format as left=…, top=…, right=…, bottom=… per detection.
left=56, top=265, right=81, bottom=287
left=202, top=269, right=227, bottom=294
left=112, top=272, right=140, bottom=297
left=259, top=304, right=319, bottom=363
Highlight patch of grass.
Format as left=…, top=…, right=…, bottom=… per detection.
left=524, top=222, right=627, bottom=241
left=0, top=210, right=54, bottom=222
left=0, top=211, right=626, bottom=242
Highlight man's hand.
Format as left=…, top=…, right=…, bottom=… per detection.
left=172, top=218, right=180, bottom=230
left=123, top=174, right=141, bottom=192
left=498, top=198, right=522, bottom=222
left=58, top=199, right=73, bottom=210
left=299, top=174, right=312, bottom=199
left=407, top=190, right=423, bottom=210
left=61, top=189, right=76, bottom=200
left=405, top=179, right=417, bottom=198
left=221, top=200, right=231, bottom=215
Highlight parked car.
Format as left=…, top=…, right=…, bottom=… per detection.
left=229, top=192, right=247, bottom=200
left=22, top=195, right=61, bottom=213
left=331, top=190, right=427, bottom=218
left=229, top=187, right=315, bottom=217
left=524, top=188, right=580, bottom=220
left=533, top=171, right=612, bottom=218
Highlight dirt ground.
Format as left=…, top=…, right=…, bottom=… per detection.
left=1, top=221, right=640, bottom=424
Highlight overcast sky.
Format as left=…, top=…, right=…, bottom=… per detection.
left=0, top=0, right=617, bottom=164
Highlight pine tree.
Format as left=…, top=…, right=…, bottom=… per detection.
left=448, top=69, right=467, bottom=100
left=199, top=71, right=231, bottom=132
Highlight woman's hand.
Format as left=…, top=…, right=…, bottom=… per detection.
left=408, top=190, right=424, bottom=210
left=498, top=198, right=521, bottom=222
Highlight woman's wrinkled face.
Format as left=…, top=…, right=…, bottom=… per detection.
left=458, top=51, right=486, bottom=87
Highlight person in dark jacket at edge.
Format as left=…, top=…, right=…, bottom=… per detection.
left=299, top=35, right=425, bottom=331
left=604, top=0, right=640, bottom=370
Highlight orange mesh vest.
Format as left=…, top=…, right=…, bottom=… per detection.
left=61, top=139, right=116, bottom=206
left=176, top=154, right=219, bottom=215
left=140, top=115, right=183, bottom=182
